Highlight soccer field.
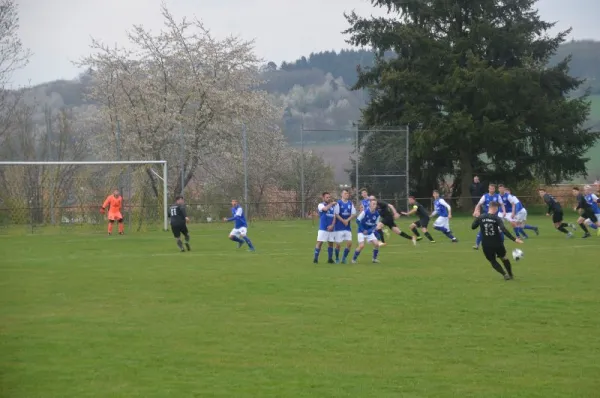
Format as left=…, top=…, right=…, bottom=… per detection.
left=1, top=216, right=600, bottom=397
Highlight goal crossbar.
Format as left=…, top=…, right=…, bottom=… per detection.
left=0, top=160, right=169, bottom=231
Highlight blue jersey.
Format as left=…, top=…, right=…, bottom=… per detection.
left=357, top=208, right=380, bottom=235
left=500, top=193, right=512, bottom=213
left=508, top=194, right=524, bottom=212
left=228, top=205, right=247, bottom=229
left=585, top=194, right=600, bottom=213
left=479, top=193, right=502, bottom=213
left=335, top=200, right=355, bottom=231
left=318, top=202, right=336, bottom=231
left=361, top=198, right=370, bottom=210
left=433, top=198, right=449, bottom=217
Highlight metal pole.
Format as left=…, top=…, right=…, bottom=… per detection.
left=355, top=124, right=359, bottom=207
left=405, top=126, right=410, bottom=211
left=163, top=161, right=168, bottom=231
left=180, top=125, right=185, bottom=196
left=46, top=107, right=55, bottom=226
left=300, top=125, right=305, bottom=219
left=116, top=117, right=121, bottom=161
left=242, top=123, right=249, bottom=219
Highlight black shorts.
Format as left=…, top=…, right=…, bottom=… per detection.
left=414, top=217, right=430, bottom=228
left=552, top=210, right=563, bottom=224
left=583, top=211, right=598, bottom=223
left=482, top=244, right=507, bottom=262
left=380, top=215, right=397, bottom=229
left=171, top=223, right=188, bottom=238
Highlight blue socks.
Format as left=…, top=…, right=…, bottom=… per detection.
left=342, top=248, right=350, bottom=262
left=327, top=247, right=333, bottom=261
left=230, top=236, right=244, bottom=244
left=475, top=232, right=482, bottom=247
left=314, top=248, right=320, bottom=262
left=353, top=250, right=360, bottom=261
left=373, top=249, right=379, bottom=260
left=335, top=248, right=340, bottom=261
left=243, top=236, right=254, bottom=249
left=589, top=223, right=598, bottom=230
left=434, top=226, right=456, bottom=240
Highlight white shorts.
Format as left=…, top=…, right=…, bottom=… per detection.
left=513, top=209, right=527, bottom=223
left=357, top=232, right=378, bottom=244
left=335, top=230, right=352, bottom=243
left=229, top=227, right=248, bottom=237
left=317, top=230, right=335, bottom=242
left=433, top=216, right=450, bottom=230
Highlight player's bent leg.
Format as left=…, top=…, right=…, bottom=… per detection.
left=314, top=240, right=324, bottom=263
left=409, top=222, right=421, bottom=239
left=240, top=233, right=255, bottom=251
left=483, top=246, right=507, bottom=278
left=107, top=219, right=115, bottom=235
left=371, top=239, right=380, bottom=263
left=392, top=226, right=414, bottom=242
left=352, top=236, right=366, bottom=263
left=577, top=216, right=590, bottom=237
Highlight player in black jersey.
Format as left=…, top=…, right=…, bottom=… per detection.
left=538, top=188, right=576, bottom=237
left=471, top=202, right=523, bottom=280
left=572, top=187, right=599, bottom=238
left=403, top=196, right=435, bottom=242
left=369, top=196, right=416, bottom=245
left=168, top=195, right=190, bottom=252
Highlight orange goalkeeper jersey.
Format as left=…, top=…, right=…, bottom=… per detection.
left=102, top=195, right=123, bottom=213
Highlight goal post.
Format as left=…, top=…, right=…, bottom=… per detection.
left=0, top=160, right=169, bottom=232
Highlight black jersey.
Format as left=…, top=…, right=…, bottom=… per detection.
left=471, top=213, right=516, bottom=245
left=575, top=193, right=592, bottom=211
left=376, top=201, right=392, bottom=217
left=168, top=204, right=187, bottom=225
left=542, top=193, right=562, bottom=214
left=412, top=202, right=429, bottom=219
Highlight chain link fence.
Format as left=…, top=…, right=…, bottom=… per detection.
left=0, top=163, right=166, bottom=234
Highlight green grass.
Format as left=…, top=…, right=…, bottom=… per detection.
left=2, top=217, right=600, bottom=397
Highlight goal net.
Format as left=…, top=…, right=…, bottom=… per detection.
left=0, top=161, right=168, bottom=234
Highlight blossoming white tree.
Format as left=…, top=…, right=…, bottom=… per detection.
left=79, top=4, right=282, bottom=197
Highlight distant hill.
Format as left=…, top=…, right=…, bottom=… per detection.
left=15, top=41, right=600, bottom=143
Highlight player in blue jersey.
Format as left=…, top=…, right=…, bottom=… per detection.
left=583, top=185, right=600, bottom=236
left=504, top=187, right=539, bottom=238
left=360, top=188, right=385, bottom=244
left=223, top=199, right=255, bottom=251
left=473, top=184, right=506, bottom=250
left=314, top=192, right=337, bottom=264
left=430, top=190, right=458, bottom=242
left=334, top=189, right=357, bottom=263
left=352, top=199, right=382, bottom=263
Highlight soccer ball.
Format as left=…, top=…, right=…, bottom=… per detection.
left=512, top=248, right=524, bottom=261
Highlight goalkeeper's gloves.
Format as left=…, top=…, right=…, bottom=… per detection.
left=100, top=207, right=105, bottom=214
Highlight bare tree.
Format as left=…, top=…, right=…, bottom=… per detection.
left=0, top=0, right=31, bottom=144
left=79, top=3, right=281, bottom=197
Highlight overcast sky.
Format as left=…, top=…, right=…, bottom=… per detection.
left=11, top=0, right=600, bottom=87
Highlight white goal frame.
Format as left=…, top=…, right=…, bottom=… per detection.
left=0, top=160, right=169, bottom=231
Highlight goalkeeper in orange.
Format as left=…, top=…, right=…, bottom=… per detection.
left=100, top=189, right=124, bottom=235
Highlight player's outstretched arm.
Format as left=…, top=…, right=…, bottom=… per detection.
left=497, top=217, right=521, bottom=243
left=471, top=216, right=481, bottom=229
